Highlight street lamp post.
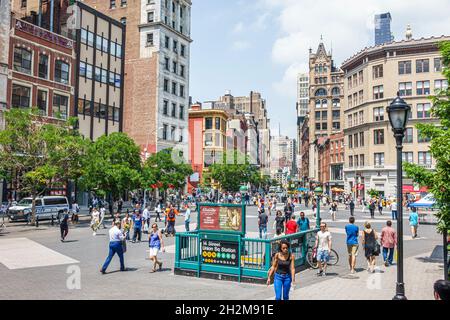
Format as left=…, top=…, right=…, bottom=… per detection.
left=387, top=94, right=411, bottom=300
left=314, top=186, right=323, bottom=229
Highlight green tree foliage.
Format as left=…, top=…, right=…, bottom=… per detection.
left=404, top=41, right=450, bottom=232
left=81, top=132, right=142, bottom=214
left=0, top=108, right=87, bottom=222
left=367, top=189, right=380, bottom=198
left=142, top=149, right=193, bottom=191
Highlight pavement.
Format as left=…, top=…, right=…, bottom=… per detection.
left=0, top=203, right=445, bottom=300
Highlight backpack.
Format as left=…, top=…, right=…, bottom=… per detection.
left=168, top=209, right=175, bottom=220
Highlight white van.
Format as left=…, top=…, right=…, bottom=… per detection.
left=8, top=196, right=69, bottom=222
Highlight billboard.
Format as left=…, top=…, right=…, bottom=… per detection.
left=199, top=205, right=243, bottom=233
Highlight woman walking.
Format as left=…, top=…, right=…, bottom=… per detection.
left=121, top=212, right=132, bottom=241
left=90, top=208, right=100, bottom=236
left=361, top=222, right=379, bottom=273
left=273, top=210, right=285, bottom=236
left=149, top=223, right=165, bottom=272
left=267, top=240, right=296, bottom=300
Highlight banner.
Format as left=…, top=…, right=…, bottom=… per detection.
left=199, top=206, right=243, bottom=233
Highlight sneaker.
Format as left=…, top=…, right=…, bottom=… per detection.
left=93, top=232, right=96, bottom=236
left=100, top=269, right=106, bottom=275
left=350, top=270, right=355, bottom=274
left=317, top=270, right=322, bottom=276
left=385, top=261, right=389, bottom=267
left=322, top=272, right=327, bottom=277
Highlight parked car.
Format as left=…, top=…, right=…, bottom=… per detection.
left=7, top=196, right=69, bottom=222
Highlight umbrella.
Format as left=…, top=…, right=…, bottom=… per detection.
left=409, top=194, right=436, bottom=208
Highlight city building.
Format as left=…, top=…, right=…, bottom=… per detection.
left=270, top=135, right=296, bottom=182
left=300, top=115, right=310, bottom=185
left=74, top=1, right=126, bottom=140
left=342, top=33, right=449, bottom=199
left=82, top=0, right=192, bottom=155
left=316, top=132, right=344, bottom=196
left=187, top=103, right=229, bottom=193
left=306, top=40, right=344, bottom=182
left=296, top=73, right=309, bottom=177
left=374, top=12, right=394, bottom=46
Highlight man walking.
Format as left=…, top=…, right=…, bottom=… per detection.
left=297, top=212, right=310, bottom=232
left=184, top=204, right=191, bottom=232
left=381, top=220, right=397, bottom=266
left=409, top=208, right=419, bottom=239
left=369, top=200, right=376, bottom=219
left=100, top=221, right=126, bottom=274
left=349, top=199, right=355, bottom=217
left=60, top=209, right=70, bottom=242
left=345, top=217, right=359, bottom=274
left=142, top=206, right=150, bottom=233
left=390, top=200, right=398, bottom=220
left=284, top=200, right=294, bottom=223
left=165, top=204, right=179, bottom=236
left=315, top=222, right=332, bottom=276
left=258, top=208, right=268, bottom=239
left=131, top=210, right=143, bottom=243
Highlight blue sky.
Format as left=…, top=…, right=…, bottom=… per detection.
left=189, top=0, right=450, bottom=140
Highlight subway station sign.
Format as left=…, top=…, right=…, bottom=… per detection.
left=201, top=239, right=239, bottom=267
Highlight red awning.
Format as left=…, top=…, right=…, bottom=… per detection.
left=357, top=184, right=365, bottom=190
left=403, top=185, right=429, bottom=193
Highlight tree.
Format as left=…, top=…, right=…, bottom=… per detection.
left=142, top=149, right=193, bottom=198
left=0, top=108, right=87, bottom=223
left=367, top=189, right=380, bottom=198
left=403, top=41, right=450, bottom=279
left=81, top=132, right=142, bottom=215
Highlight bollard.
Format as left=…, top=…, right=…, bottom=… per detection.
left=51, top=215, right=54, bottom=226
left=35, top=215, right=39, bottom=228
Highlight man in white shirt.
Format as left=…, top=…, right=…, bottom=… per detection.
left=100, top=221, right=126, bottom=274
left=99, top=206, right=106, bottom=229
left=390, top=200, right=398, bottom=220
left=315, top=222, right=332, bottom=276
left=184, top=205, right=191, bottom=232
left=142, top=207, right=150, bottom=233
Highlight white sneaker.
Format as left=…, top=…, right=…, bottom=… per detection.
left=93, top=232, right=96, bottom=236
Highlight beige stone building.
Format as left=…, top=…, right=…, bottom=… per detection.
left=341, top=35, right=449, bottom=199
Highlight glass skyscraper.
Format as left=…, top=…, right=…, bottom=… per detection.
left=375, top=12, right=394, bottom=45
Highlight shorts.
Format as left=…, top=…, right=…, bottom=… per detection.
left=347, top=244, right=359, bottom=257
left=149, top=247, right=160, bottom=257
left=317, top=249, right=330, bottom=263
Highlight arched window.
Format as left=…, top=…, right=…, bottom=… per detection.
left=315, top=88, right=327, bottom=96
left=315, top=100, right=321, bottom=108
left=332, top=99, right=340, bottom=108
left=331, top=87, right=340, bottom=96
left=319, top=65, right=323, bottom=73
left=315, top=65, right=319, bottom=73
left=322, top=99, right=328, bottom=108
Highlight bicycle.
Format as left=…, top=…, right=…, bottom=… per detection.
left=306, top=244, right=339, bottom=269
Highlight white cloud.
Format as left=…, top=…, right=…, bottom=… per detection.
left=233, top=22, right=244, bottom=34
left=232, top=40, right=252, bottom=51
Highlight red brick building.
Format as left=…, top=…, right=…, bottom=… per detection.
left=317, top=132, right=344, bottom=196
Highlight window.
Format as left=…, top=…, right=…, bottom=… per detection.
left=355, top=155, right=359, bottom=167
left=353, top=74, right=357, bottom=87
left=434, top=58, right=442, bottom=72
left=102, top=38, right=108, bottom=52
left=360, top=132, right=365, bottom=146
left=315, top=100, right=321, bottom=108
left=121, top=0, right=127, bottom=7
left=360, top=155, right=365, bottom=167
left=37, top=90, right=47, bottom=115
left=180, top=65, right=185, bottom=78
left=55, top=60, right=69, bottom=84
left=165, top=36, right=170, bottom=49
left=418, top=152, right=432, bottom=166
left=353, top=93, right=357, bottom=106
left=349, top=156, right=353, bottom=168
left=163, top=100, right=168, bottom=115
left=322, top=122, right=327, bottom=130
left=398, top=82, right=412, bottom=97
left=147, top=11, right=154, bottom=23
left=348, top=135, right=353, bottom=149
left=315, top=88, right=327, bottom=96
left=116, top=44, right=122, bottom=58
left=38, top=54, right=48, bottom=79
left=358, top=71, right=363, bottom=84
left=321, top=111, right=327, bottom=120
left=81, top=29, right=88, bottom=44
left=96, top=35, right=103, bottom=51
left=95, top=67, right=101, bottom=82
left=87, top=31, right=94, bottom=47
left=416, top=81, right=430, bottom=95
left=172, top=81, right=177, bottom=95
left=374, top=129, right=385, bottom=145
left=374, top=153, right=385, bottom=166
left=348, top=115, right=352, bottom=127
left=21, top=0, right=27, bottom=8
left=332, top=99, right=340, bottom=108
left=163, top=79, right=169, bottom=92
left=399, top=61, right=411, bottom=75
left=348, top=95, right=352, bottom=108
left=416, top=59, right=429, bottom=73
left=171, top=103, right=176, bottom=117
left=86, top=64, right=93, bottom=79
left=181, top=44, right=185, bottom=57
left=332, top=110, right=340, bottom=120
left=215, top=117, right=221, bottom=130
left=12, top=84, right=31, bottom=108
left=172, top=61, right=177, bottom=74
left=331, top=87, right=340, bottom=96
left=347, top=77, right=352, bottom=89
left=359, top=111, right=364, bottom=124
left=373, top=64, right=383, bottom=79
left=402, top=152, right=413, bottom=164
left=358, top=90, right=364, bottom=104
left=163, top=124, right=168, bottom=140
left=373, top=85, right=384, bottom=100
left=315, top=111, right=321, bottom=120
left=13, top=47, right=32, bottom=74
left=403, top=128, right=413, bottom=143
left=173, top=40, right=178, bottom=53
left=164, top=57, right=169, bottom=71
left=79, top=62, right=87, bottom=78
left=332, top=122, right=340, bottom=130
left=322, top=99, right=328, bottom=108
left=315, top=123, right=321, bottom=130
left=101, top=68, right=107, bottom=84
left=120, top=17, right=126, bottom=25
left=179, top=129, right=184, bottom=143
left=418, top=129, right=431, bottom=143
left=204, top=132, right=213, bottom=147
left=110, top=0, right=116, bottom=9
left=373, top=107, right=384, bottom=121
left=435, top=79, right=448, bottom=93
left=205, top=117, right=213, bottom=130
left=146, top=33, right=154, bottom=46
left=179, top=105, right=184, bottom=120
left=114, top=74, right=121, bottom=88
left=354, top=133, right=359, bottom=148
left=52, top=94, right=69, bottom=119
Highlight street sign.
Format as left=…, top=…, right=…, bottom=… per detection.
left=199, top=205, right=243, bottom=233
left=201, top=239, right=239, bottom=267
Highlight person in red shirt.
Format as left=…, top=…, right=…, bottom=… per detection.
left=285, top=215, right=298, bottom=235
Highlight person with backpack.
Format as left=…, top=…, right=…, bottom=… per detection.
left=165, top=204, right=179, bottom=236
left=369, top=200, right=376, bottom=219
left=131, top=210, right=143, bottom=243
left=258, top=208, right=269, bottom=239
left=297, top=211, right=310, bottom=232
left=349, top=199, right=355, bottom=217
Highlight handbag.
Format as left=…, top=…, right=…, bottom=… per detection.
left=122, top=239, right=127, bottom=253
left=373, top=241, right=381, bottom=256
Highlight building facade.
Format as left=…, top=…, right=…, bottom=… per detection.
left=316, top=132, right=344, bottom=196
left=270, top=135, right=295, bottom=181
left=296, top=73, right=309, bottom=177
left=81, top=0, right=192, bottom=155
left=342, top=35, right=449, bottom=199
left=374, top=12, right=393, bottom=46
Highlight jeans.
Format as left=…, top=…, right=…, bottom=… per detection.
left=274, top=273, right=292, bottom=300
left=132, top=227, right=142, bottom=242
left=167, top=221, right=175, bottom=235
left=185, top=221, right=190, bottom=232
left=101, top=241, right=125, bottom=272
left=60, top=225, right=68, bottom=240
left=391, top=210, right=398, bottom=220
left=350, top=208, right=354, bottom=216
left=259, top=226, right=267, bottom=239
left=383, top=247, right=394, bottom=265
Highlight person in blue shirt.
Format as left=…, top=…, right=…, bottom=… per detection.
left=296, top=212, right=310, bottom=231
left=409, top=208, right=419, bottom=239
left=345, top=216, right=359, bottom=274
left=131, top=210, right=143, bottom=243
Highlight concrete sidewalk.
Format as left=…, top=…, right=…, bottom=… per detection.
left=289, top=251, right=443, bottom=300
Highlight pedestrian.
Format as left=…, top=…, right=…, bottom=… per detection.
left=284, top=200, right=293, bottom=223
left=117, top=199, right=123, bottom=214
left=131, top=210, right=143, bottom=243
left=90, top=208, right=100, bottom=236
left=390, top=200, right=398, bottom=220
left=258, top=207, right=269, bottom=239
left=369, top=200, right=376, bottom=219
left=409, top=208, right=419, bottom=239
left=121, top=212, right=132, bottom=240
left=155, top=202, right=162, bottom=222
left=184, top=204, right=191, bottom=232
left=149, top=223, right=165, bottom=272
left=71, top=201, right=79, bottom=224
left=345, top=216, right=359, bottom=274
left=285, top=215, right=298, bottom=235
left=60, top=209, right=70, bottom=242
left=142, top=206, right=150, bottom=233
left=361, top=222, right=379, bottom=273
left=99, top=206, right=106, bottom=229
left=378, top=199, right=383, bottom=215
left=315, top=222, right=332, bottom=276
left=273, top=210, right=285, bottom=235
left=165, top=204, right=179, bottom=236
left=296, top=211, right=310, bottom=232
left=381, top=220, right=397, bottom=267
left=331, top=201, right=337, bottom=221
left=267, top=240, right=296, bottom=300
left=112, top=212, right=121, bottom=226
left=434, top=280, right=450, bottom=301
left=349, top=199, right=355, bottom=217
left=100, top=221, right=126, bottom=274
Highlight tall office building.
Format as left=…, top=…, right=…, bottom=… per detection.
left=296, top=73, right=309, bottom=176
left=82, top=0, right=192, bottom=156
left=374, top=12, right=394, bottom=46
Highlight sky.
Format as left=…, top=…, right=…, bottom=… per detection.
left=189, top=0, right=450, bottom=140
